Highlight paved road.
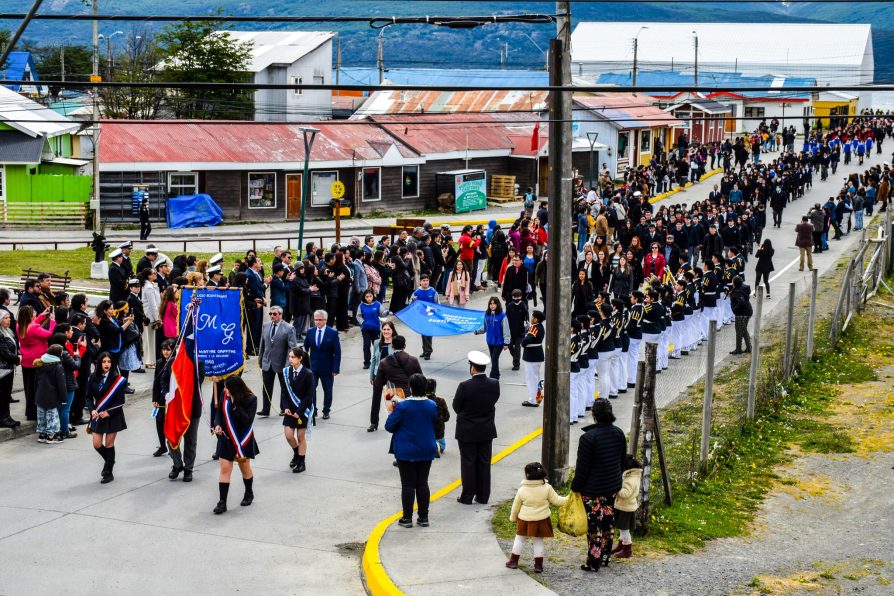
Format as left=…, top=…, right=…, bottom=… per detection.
left=0, top=148, right=885, bottom=595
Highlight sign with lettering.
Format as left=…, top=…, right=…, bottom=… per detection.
left=395, top=301, right=485, bottom=337
left=454, top=171, right=487, bottom=214
left=179, top=288, right=245, bottom=378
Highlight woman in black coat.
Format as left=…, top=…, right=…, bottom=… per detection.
left=281, top=347, right=314, bottom=474
left=729, top=276, right=753, bottom=355
left=571, top=399, right=626, bottom=572
left=213, top=376, right=259, bottom=514
left=289, top=262, right=313, bottom=340
left=572, top=269, right=595, bottom=317
left=754, top=239, right=775, bottom=298
left=0, top=310, right=20, bottom=428
left=87, top=352, right=128, bottom=483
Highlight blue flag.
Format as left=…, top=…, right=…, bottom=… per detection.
left=395, top=301, right=485, bottom=337
left=180, top=288, right=245, bottom=377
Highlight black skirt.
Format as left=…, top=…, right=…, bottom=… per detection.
left=90, top=410, right=127, bottom=434
left=282, top=414, right=309, bottom=429
left=216, top=435, right=260, bottom=462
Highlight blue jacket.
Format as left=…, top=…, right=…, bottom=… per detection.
left=358, top=301, right=387, bottom=331
left=270, top=276, right=290, bottom=308
left=385, top=397, right=438, bottom=461
left=302, top=325, right=341, bottom=375
left=482, top=312, right=510, bottom=346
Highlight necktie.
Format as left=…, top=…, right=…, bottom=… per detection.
left=271, top=323, right=277, bottom=340
left=316, top=329, right=322, bottom=347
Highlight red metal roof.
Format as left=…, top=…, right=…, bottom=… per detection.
left=357, top=89, right=549, bottom=116
left=99, top=120, right=419, bottom=165
left=574, top=94, right=683, bottom=129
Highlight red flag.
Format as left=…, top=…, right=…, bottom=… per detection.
left=163, top=323, right=197, bottom=448
left=531, top=121, right=540, bottom=152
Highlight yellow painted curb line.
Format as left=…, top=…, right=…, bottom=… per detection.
left=648, top=168, right=723, bottom=204
left=361, top=426, right=544, bottom=595
left=430, top=217, right=517, bottom=228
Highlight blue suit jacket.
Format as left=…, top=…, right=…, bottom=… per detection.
left=303, top=326, right=341, bottom=376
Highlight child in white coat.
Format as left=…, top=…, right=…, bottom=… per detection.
left=507, top=462, right=569, bottom=573
left=612, top=455, right=643, bottom=558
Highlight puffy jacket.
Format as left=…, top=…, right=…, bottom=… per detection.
left=614, top=468, right=643, bottom=512
left=479, top=312, right=510, bottom=346
left=18, top=312, right=56, bottom=369
left=384, top=397, right=438, bottom=461
left=571, top=422, right=626, bottom=498
left=34, top=354, right=66, bottom=409
left=509, top=479, right=569, bottom=522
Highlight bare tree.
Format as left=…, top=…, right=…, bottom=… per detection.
left=99, top=29, right=164, bottom=119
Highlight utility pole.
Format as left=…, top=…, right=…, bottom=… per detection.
left=91, top=0, right=100, bottom=231
left=542, top=1, right=573, bottom=487
left=335, top=36, right=341, bottom=87
left=60, top=45, right=65, bottom=82
left=693, top=32, right=699, bottom=89
left=632, top=36, right=639, bottom=88
left=377, top=29, right=385, bottom=85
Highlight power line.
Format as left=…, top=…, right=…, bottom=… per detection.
left=0, top=13, right=557, bottom=25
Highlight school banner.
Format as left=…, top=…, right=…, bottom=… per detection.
left=395, top=301, right=485, bottom=337
left=179, top=287, right=245, bottom=378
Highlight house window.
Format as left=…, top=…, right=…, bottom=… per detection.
left=168, top=172, right=198, bottom=197
left=640, top=130, right=651, bottom=152
left=744, top=107, right=765, bottom=119
left=247, top=172, right=277, bottom=209
left=291, top=76, right=303, bottom=95
left=618, top=132, right=629, bottom=159
left=361, top=167, right=381, bottom=202
left=402, top=165, right=419, bottom=198
left=311, top=171, right=339, bottom=207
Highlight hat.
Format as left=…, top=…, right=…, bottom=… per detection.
left=467, top=350, right=491, bottom=367
left=128, top=278, right=140, bottom=287
left=209, top=252, right=224, bottom=265
left=440, top=224, right=451, bottom=231
left=118, top=241, right=133, bottom=249
left=145, top=247, right=158, bottom=255
left=109, top=248, right=123, bottom=259
left=633, top=191, right=643, bottom=197
left=207, top=265, right=222, bottom=275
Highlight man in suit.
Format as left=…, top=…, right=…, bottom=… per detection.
left=453, top=350, right=500, bottom=505
left=303, top=309, right=341, bottom=420
left=244, top=255, right=269, bottom=356
left=257, top=306, right=298, bottom=416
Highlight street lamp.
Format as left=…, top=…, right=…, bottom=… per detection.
left=99, top=30, right=124, bottom=77
left=297, top=126, right=320, bottom=252
left=377, top=23, right=400, bottom=84
left=587, top=132, right=599, bottom=190
left=521, top=32, right=548, bottom=70
left=632, top=26, right=648, bottom=89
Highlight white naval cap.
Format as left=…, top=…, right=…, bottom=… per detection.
left=109, top=248, right=123, bottom=258
left=207, top=265, right=222, bottom=275
left=209, top=252, right=224, bottom=265
left=118, top=240, right=133, bottom=249
left=467, top=350, right=491, bottom=367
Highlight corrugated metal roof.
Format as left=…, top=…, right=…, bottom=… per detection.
left=355, top=89, right=549, bottom=117
left=574, top=94, right=683, bottom=129
left=218, top=31, right=334, bottom=73
left=99, top=120, right=419, bottom=165
left=0, top=130, right=44, bottom=164
left=596, top=71, right=815, bottom=100
left=336, top=67, right=549, bottom=89
left=572, top=22, right=872, bottom=68
left=666, top=98, right=733, bottom=114
left=0, top=86, right=80, bottom=138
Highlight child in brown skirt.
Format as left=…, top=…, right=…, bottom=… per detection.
left=507, top=462, right=569, bottom=573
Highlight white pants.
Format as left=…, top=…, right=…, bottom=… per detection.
left=722, top=296, right=734, bottom=324
left=703, top=307, right=721, bottom=336
left=596, top=354, right=613, bottom=400
left=658, top=328, right=670, bottom=370
left=570, top=371, right=580, bottom=422
left=576, top=367, right=590, bottom=417
left=524, top=360, right=542, bottom=405
left=670, top=322, right=682, bottom=358
left=587, top=359, right=597, bottom=407
left=512, top=535, right=545, bottom=557
left=627, top=338, right=641, bottom=385
left=475, top=260, right=486, bottom=285
left=611, top=348, right=625, bottom=394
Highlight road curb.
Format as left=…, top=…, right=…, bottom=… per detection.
left=361, top=427, right=543, bottom=595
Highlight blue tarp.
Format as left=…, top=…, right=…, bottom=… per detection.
left=395, top=301, right=485, bottom=337
left=166, top=194, right=224, bottom=229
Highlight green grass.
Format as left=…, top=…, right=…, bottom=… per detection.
left=0, top=247, right=276, bottom=282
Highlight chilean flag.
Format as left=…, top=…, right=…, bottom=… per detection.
left=531, top=121, right=540, bottom=153
left=164, top=305, right=199, bottom=448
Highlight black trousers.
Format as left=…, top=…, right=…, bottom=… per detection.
left=370, top=384, right=383, bottom=427
left=396, top=459, right=432, bottom=519
left=457, top=439, right=493, bottom=504
left=487, top=344, right=504, bottom=380
left=247, top=309, right=262, bottom=355
left=260, top=368, right=286, bottom=415
left=509, top=335, right=522, bottom=368
left=22, top=366, right=37, bottom=420
left=772, top=209, right=783, bottom=227
left=734, top=316, right=752, bottom=352
left=169, top=416, right=199, bottom=471
left=755, top=271, right=770, bottom=296
left=0, top=372, right=13, bottom=420
left=154, top=407, right=166, bottom=448
left=140, top=219, right=152, bottom=240
left=421, top=335, right=433, bottom=357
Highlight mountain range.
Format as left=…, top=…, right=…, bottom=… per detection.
left=2, top=1, right=891, bottom=80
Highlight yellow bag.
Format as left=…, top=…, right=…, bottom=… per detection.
left=557, top=491, right=587, bottom=537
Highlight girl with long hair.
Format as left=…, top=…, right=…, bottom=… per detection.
left=213, top=376, right=259, bottom=514
left=445, top=260, right=471, bottom=307
left=87, top=352, right=128, bottom=483
left=281, top=347, right=314, bottom=473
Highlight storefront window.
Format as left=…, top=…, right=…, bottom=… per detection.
left=640, top=130, right=651, bottom=152
left=618, top=132, right=629, bottom=159
left=402, top=165, right=419, bottom=198
left=362, top=167, right=381, bottom=202
left=248, top=172, right=276, bottom=209
left=311, top=171, right=338, bottom=207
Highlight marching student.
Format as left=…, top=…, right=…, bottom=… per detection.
left=568, top=320, right=582, bottom=423
left=151, top=339, right=175, bottom=458
left=213, top=376, right=259, bottom=514
left=596, top=303, right=616, bottom=400
left=281, top=347, right=314, bottom=474
left=87, top=352, right=128, bottom=484
left=410, top=274, right=438, bottom=360
left=520, top=310, right=545, bottom=407
left=625, top=292, right=644, bottom=388
left=610, top=299, right=628, bottom=396
left=575, top=316, right=593, bottom=419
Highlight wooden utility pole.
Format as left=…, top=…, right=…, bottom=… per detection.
left=542, top=2, right=573, bottom=487
left=637, top=343, right=658, bottom=534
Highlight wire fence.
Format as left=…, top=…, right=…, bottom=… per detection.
left=633, top=208, right=892, bottom=518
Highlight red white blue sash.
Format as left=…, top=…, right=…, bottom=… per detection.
left=95, top=375, right=126, bottom=413
left=283, top=366, right=314, bottom=432
left=222, top=397, right=254, bottom=459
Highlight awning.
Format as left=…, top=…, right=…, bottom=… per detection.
left=0, top=130, right=44, bottom=164
left=44, top=156, right=91, bottom=167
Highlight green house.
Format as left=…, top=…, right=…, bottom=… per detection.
left=0, top=85, right=91, bottom=207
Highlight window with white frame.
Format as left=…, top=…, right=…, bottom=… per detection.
left=247, top=172, right=277, bottom=208
left=168, top=172, right=198, bottom=197
left=361, top=167, right=381, bottom=202
left=290, top=76, right=303, bottom=95
left=311, top=171, right=338, bottom=207
left=618, top=132, right=629, bottom=159
left=744, top=107, right=765, bottom=119
left=640, top=130, right=651, bottom=152
left=402, top=165, right=419, bottom=198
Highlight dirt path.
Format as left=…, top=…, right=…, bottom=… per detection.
left=519, top=307, right=894, bottom=596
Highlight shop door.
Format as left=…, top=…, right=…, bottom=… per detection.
left=286, top=174, right=302, bottom=219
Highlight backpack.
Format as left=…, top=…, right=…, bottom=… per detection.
left=606, top=205, right=618, bottom=227
left=524, top=193, right=535, bottom=209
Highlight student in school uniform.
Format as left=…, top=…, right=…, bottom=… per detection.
left=86, top=352, right=128, bottom=484
left=520, top=310, right=545, bottom=408
left=281, top=347, right=314, bottom=474
left=213, top=376, right=259, bottom=514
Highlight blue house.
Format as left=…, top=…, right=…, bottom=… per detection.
left=1, top=51, right=46, bottom=97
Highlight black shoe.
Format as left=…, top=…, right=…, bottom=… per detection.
left=169, top=466, right=184, bottom=480
left=101, top=473, right=114, bottom=484
left=257, top=411, right=269, bottom=417
left=474, top=499, right=488, bottom=505
left=290, top=456, right=298, bottom=469
left=511, top=366, right=520, bottom=371
left=293, top=462, right=306, bottom=474
left=417, top=517, right=429, bottom=527
left=609, top=394, right=618, bottom=399
left=521, top=401, right=538, bottom=407
left=240, top=493, right=254, bottom=507
left=182, top=470, right=193, bottom=482
left=397, top=518, right=413, bottom=528
left=0, top=417, right=17, bottom=428
left=322, top=413, right=330, bottom=420
left=393, top=460, right=399, bottom=467
left=729, top=350, right=743, bottom=355
left=153, top=446, right=167, bottom=457
left=132, top=368, right=146, bottom=374
left=363, top=363, right=370, bottom=370
left=456, top=497, right=473, bottom=505
left=9, top=398, right=19, bottom=403
left=213, top=501, right=227, bottom=515
left=125, top=387, right=135, bottom=395
left=627, top=383, right=637, bottom=389
left=367, top=424, right=377, bottom=432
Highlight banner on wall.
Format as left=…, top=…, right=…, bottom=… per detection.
left=179, top=287, right=245, bottom=378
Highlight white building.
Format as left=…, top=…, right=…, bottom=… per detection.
left=571, top=22, right=874, bottom=107
left=221, top=31, right=335, bottom=122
